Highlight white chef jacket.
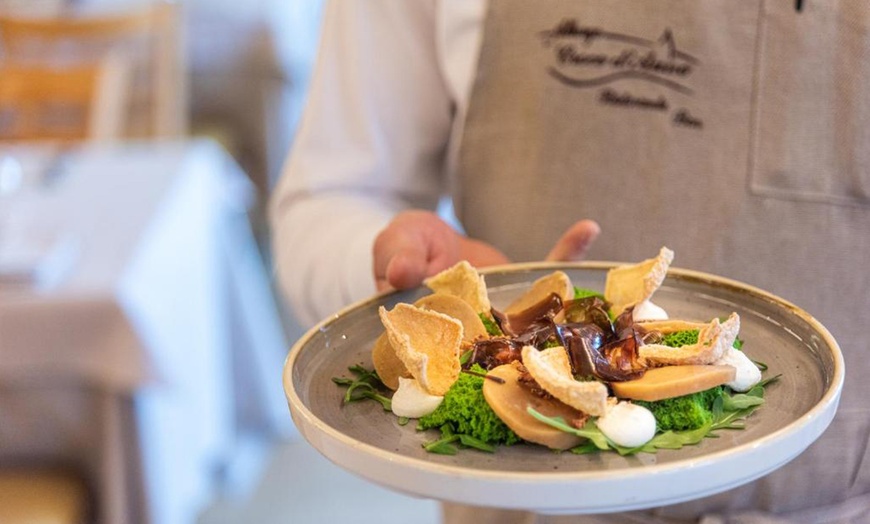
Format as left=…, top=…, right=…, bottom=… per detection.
left=270, top=0, right=486, bottom=326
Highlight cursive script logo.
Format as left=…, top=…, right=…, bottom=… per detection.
left=540, top=19, right=700, bottom=95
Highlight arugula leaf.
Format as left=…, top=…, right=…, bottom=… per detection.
left=529, top=375, right=778, bottom=456
left=332, top=366, right=392, bottom=411
left=756, top=374, right=782, bottom=389
left=569, top=441, right=602, bottom=455
left=526, top=410, right=611, bottom=451
left=640, top=423, right=712, bottom=451
left=335, top=366, right=782, bottom=457
left=424, top=434, right=460, bottom=455
left=722, top=393, right=764, bottom=411
left=422, top=423, right=496, bottom=454
left=458, top=434, right=496, bottom=453
left=709, top=375, right=779, bottom=431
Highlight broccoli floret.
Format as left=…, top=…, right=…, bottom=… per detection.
left=660, top=328, right=743, bottom=350
left=661, top=329, right=700, bottom=348
left=635, top=329, right=726, bottom=431
left=417, top=365, right=520, bottom=445
left=636, top=387, right=723, bottom=431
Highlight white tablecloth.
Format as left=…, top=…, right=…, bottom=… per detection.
left=0, top=139, right=289, bottom=524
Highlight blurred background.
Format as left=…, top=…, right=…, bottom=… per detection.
left=0, top=0, right=440, bottom=522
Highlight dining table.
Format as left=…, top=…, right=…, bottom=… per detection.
left=0, top=138, right=290, bottom=524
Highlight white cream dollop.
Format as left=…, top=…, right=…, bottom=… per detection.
left=632, top=300, right=669, bottom=322
left=391, top=377, right=444, bottom=418
left=715, top=346, right=761, bottom=392
left=596, top=401, right=657, bottom=448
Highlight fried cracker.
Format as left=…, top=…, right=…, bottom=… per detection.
left=639, top=312, right=741, bottom=365
left=604, top=247, right=674, bottom=315
left=413, top=293, right=489, bottom=342
left=371, top=332, right=411, bottom=390
left=378, top=303, right=463, bottom=396
left=521, top=345, right=608, bottom=417
left=423, top=261, right=491, bottom=315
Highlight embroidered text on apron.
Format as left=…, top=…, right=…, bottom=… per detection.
left=454, top=1, right=870, bottom=521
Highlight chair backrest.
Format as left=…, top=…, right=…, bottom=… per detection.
left=0, top=2, right=187, bottom=139
left=0, top=469, right=90, bottom=524
left=0, top=53, right=130, bottom=143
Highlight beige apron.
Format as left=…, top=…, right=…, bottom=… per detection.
left=452, top=0, right=870, bottom=522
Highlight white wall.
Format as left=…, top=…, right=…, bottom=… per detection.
left=185, top=0, right=325, bottom=196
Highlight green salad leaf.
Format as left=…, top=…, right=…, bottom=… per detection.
left=479, top=313, right=503, bottom=336
left=528, top=374, right=779, bottom=456
left=331, top=365, right=392, bottom=411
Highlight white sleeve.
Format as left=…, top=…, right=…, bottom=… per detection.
left=269, top=0, right=454, bottom=327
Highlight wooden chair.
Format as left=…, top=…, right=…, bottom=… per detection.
left=0, top=53, right=130, bottom=142
left=0, top=2, right=187, bottom=139
left=0, top=469, right=90, bottom=524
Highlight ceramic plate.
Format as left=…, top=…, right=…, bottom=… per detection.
left=283, top=263, right=843, bottom=514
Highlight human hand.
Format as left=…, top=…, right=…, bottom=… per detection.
left=373, top=211, right=601, bottom=293
left=544, top=219, right=601, bottom=262
left=373, top=210, right=508, bottom=292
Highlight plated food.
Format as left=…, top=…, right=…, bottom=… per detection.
left=337, top=247, right=774, bottom=455
left=286, top=258, right=842, bottom=512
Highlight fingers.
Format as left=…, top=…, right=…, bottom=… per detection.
left=375, top=214, right=599, bottom=292
left=459, top=237, right=510, bottom=267
left=373, top=210, right=510, bottom=293
left=383, top=251, right=430, bottom=291
left=373, top=211, right=458, bottom=292
left=545, top=219, right=601, bottom=262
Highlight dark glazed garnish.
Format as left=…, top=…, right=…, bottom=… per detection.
left=467, top=294, right=646, bottom=382
left=497, top=292, right=564, bottom=336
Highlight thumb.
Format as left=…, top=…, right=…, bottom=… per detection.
left=545, top=219, right=601, bottom=262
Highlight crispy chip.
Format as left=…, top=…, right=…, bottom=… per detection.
left=413, top=293, right=488, bottom=343
left=639, top=312, right=741, bottom=365
left=378, top=303, right=463, bottom=396
left=505, top=270, right=573, bottom=316
left=371, top=332, right=411, bottom=390
left=423, top=261, right=491, bottom=315
left=604, top=247, right=674, bottom=315
left=521, top=346, right=608, bottom=416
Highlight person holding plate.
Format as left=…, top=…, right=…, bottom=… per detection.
left=271, top=1, right=870, bottom=522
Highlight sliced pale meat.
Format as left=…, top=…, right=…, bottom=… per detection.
left=610, top=364, right=736, bottom=401
left=423, top=260, right=491, bottom=315
left=505, top=270, right=573, bottom=316
left=371, top=332, right=410, bottom=390
left=413, top=293, right=488, bottom=343
left=604, top=247, right=674, bottom=315
left=640, top=313, right=740, bottom=366
left=483, top=362, right=584, bottom=450
left=378, top=303, right=463, bottom=396
left=521, top=346, right=608, bottom=417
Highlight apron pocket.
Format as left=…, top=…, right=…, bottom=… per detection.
left=749, top=1, right=870, bottom=207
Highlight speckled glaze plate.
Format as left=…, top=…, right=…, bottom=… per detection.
left=283, top=263, right=843, bottom=514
